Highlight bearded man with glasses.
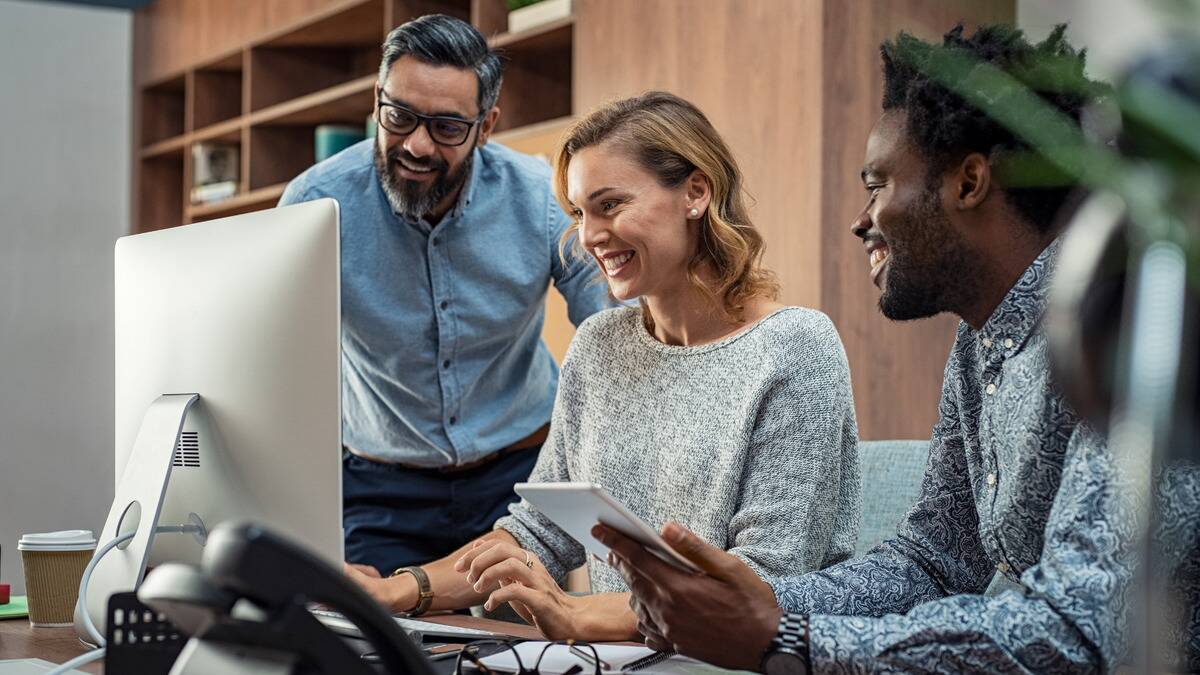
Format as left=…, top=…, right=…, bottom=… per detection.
left=278, top=14, right=612, bottom=588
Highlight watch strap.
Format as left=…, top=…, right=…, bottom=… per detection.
left=769, top=613, right=811, bottom=668
left=389, top=565, right=434, bottom=616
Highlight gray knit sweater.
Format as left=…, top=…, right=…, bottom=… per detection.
left=496, top=306, right=861, bottom=593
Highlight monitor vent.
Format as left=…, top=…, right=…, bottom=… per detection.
left=173, top=432, right=200, bottom=468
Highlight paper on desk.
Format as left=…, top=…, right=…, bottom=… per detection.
left=479, top=643, right=652, bottom=673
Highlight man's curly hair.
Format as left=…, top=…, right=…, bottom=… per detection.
left=881, top=24, right=1103, bottom=232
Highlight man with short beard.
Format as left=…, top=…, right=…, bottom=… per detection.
left=278, top=14, right=611, bottom=592
left=595, top=24, right=1199, bottom=673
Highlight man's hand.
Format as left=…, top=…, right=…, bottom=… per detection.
left=344, top=561, right=413, bottom=613
left=593, top=522, right=782, bottom=671
left=348, top=563, right=382, bottom=578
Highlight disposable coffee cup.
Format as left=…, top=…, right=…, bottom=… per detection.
left=18, top=530, right=96, bottom=626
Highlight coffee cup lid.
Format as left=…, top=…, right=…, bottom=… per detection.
left=17, top=530, right=97, bottom=552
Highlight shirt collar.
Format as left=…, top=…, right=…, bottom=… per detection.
left=977, top=238, right=1061, bottom=350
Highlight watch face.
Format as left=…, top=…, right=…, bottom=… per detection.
left=763, top=649, right=808, bottom=675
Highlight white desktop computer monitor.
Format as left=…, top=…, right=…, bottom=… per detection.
left=77, top=199, right=344, bottom=639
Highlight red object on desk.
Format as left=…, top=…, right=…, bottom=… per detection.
left=0, top=584, right=10, bottom=605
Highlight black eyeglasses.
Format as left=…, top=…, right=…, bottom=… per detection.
left=376, top=94, right=482, bottom=147
left=456, top=639, right=603, bottom=675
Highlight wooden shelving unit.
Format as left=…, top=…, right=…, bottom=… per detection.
left=133, top=0, right=575, bottom=232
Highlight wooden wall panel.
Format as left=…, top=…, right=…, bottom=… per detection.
left=573, top=0, right=825, bottom=310
left=819, top=1, right=1013, bottom=441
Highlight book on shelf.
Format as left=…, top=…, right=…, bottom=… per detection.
left=190, top=180, right=238, bottom=205
left=315, top=124, right=366, bottom=163
left=191, top=142, right=240, bottom=205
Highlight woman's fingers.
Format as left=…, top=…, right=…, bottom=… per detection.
left=486, top=583, right=572, bottom=640
left=494, top=579, right=537, bottom=624
left=484, top=580, right=544, bottom=613
left=453, top=539, right=495, bottom=573
left=472, top=557, right=541, bottom=593
left=466, top=543, right=538, bottom=585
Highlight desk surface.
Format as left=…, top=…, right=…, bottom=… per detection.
left=0, top=614, right=541, bottom=673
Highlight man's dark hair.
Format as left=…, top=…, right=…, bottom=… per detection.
left=379, top=14, right=503, bottom=113
left=881, top=24, right=1103, bottom=232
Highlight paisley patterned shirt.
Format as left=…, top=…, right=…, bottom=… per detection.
left=772, top=242, right=1200, bottom=672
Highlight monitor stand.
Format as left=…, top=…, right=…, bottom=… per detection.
left=74, top=393, right=202, bottom=643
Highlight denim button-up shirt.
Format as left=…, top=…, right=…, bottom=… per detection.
left=279, top=140, right=610, bottom=467
left=772, top=242, right=1200, bottom=671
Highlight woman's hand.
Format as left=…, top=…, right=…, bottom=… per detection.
left=454, top=539, right=582, bottom=640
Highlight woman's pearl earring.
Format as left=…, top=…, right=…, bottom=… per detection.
left=689, top=208, right=700, bottom=219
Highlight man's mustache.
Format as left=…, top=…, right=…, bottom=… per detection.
left=387, top=149, right=446, bottom=173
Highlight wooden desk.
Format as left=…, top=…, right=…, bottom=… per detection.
left=0, top=620, right=102, bottom=673
left=0, top=614, right=541, bottom=673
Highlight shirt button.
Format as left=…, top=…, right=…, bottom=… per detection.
left=449, top=416, right=457, bottom=425
left=440, top=301, right=448, bottom=310
left=442, top=360, right=450, bottom=369
left=1003, top=338, right=1014, bottom=349
left=432, top=237, right=440, bottom=246
left=982, top=338, right=993, bottom=348
left=986, top=383, right=997, bottom=395
left=996, top=561, right=1011, bottom=574
left=986, top=472, right=996, bottom=485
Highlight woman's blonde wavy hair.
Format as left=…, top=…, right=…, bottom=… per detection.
left=553, top=91, right=779, bottom=325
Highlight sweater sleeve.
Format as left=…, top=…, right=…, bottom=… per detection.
left=727, top=312, right=861, bottom=579
left=494, top=338, right=588, bottom=583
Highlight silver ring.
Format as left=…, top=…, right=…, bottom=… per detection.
left=524, top=552, right=534, bottom=569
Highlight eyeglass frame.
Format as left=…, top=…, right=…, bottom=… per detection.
left=455, top=638, right=602, bottom=675
left=375, top=88, right=485, bottom=147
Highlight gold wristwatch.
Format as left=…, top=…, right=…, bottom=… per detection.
left=389, top=565, right=433, bottom=616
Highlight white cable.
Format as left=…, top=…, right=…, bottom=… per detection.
left=44, top=645, right=105, bottom=675
left=76, top=524, right=203, bottom=647
left=77, top=530, right=136, bottom=646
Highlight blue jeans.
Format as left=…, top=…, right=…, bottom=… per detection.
left=342, top=446, right=541, bottom=575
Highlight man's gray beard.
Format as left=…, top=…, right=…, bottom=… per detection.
left=374, top=143, right=474, bottom=221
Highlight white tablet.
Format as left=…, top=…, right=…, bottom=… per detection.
left=513, top=482, right=701, bottom=573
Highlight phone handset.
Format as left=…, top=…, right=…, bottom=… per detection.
left=138, top=521, right=433, bottom=675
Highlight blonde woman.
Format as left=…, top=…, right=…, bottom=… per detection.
left=345, top=91, right=860, bottom=642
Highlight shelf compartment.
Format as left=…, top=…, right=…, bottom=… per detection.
left=140, top=75, right=186, bottom=146
left=262, top=0, right=385, bottom=49
left=186, top=183, right=287, bottom=223
left=249, top=46, right=380, bottom=113
left=140, top=118, right=242, bottom=160
left=488, top=15, right=573, bottom=49
left=248, top=125, right=318, bottom=191
left=191, top=51, right=244, bottom=130
left=251, top=75, right=375, bottom=128
left=249, top=0, right=384, bottom=112
left=491, top=18, right=572, bottom=133
left=137, top=154, right=184, bottom=233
